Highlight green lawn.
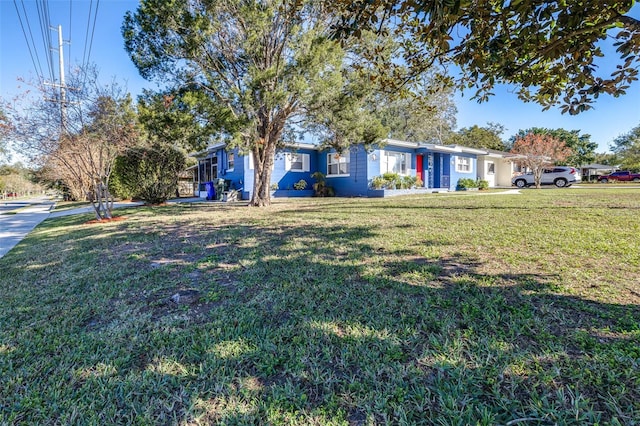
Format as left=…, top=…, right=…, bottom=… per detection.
left=1, top=189, right=639, bottom=425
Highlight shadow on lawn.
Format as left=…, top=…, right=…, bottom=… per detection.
left=1, top=208, right=639, bottom=424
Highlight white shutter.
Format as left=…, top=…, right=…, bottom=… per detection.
left=381, top=151, right=388, bottom=173
left=248, top=153, right=254, bottom=170
left=284, top=153, right=292, bottom=171
left=302, top=154, right=310, bottom=172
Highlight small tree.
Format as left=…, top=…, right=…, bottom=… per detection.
left=5, top=66, right=138, bottom=220
left=510, top=133, right=572, bottom=189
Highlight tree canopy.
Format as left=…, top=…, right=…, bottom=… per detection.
left=376, top=76, right=457, bottom=143
left=330, top=0, right=640, bottom=114
left=448, top=122, right=506, bottom=151
left=124, top=0, right=392, bottom=206
left=0, top=108, right=12, bottom=164
left=611, top=124, right=640, bottom=171
left=510, top=127, right=597, bottom=167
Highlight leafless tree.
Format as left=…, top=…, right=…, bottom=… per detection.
left=4, top=66, right=138, bottom=219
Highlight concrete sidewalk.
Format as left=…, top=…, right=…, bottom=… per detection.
left=48, top=200, right=144, bottom=218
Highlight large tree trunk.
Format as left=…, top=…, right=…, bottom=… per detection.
left=249, top=112, right=287, bottom=207
left=250, top=139, right=277, bottom=207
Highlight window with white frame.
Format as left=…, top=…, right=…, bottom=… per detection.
left=327, top=153, right=349, bottom=176
left=285, top=153, right=310, bottom=172
left=227, top=152, right=235, bottom=171
left=381, top=151, right=411, bottom=175
left=487, top=162, right=495, bottom=175
left=455, top=156, right=472, bottom=173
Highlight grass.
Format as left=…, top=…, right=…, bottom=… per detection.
left=1, top=188, right=639, bottom=425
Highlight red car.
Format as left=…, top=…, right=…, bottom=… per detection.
left=597, top=171, right=640, bottom=183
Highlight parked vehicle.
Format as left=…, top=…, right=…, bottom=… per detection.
left=512, top=166, right=579, bottom=188
left=597, top=171, right=640, bottom=183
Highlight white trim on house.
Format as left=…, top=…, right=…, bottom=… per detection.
left=191, top=142, right=226, bottom=157
left=383, top=138, right=421, bottom=149
left=423, top=144, right=460, bottom=153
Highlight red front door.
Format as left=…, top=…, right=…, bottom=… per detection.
left=416, top=155, right=423, bottom=186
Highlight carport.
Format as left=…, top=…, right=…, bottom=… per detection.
left=580, top=164, right=617, bottom=181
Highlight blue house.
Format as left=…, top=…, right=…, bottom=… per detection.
left=192, top=139, right=488, bottom=200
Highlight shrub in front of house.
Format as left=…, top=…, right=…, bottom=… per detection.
left=371, top=174, right=422, bottom=190
left=371, top=176, right=386, bottom=189
left=112, top=144, right=186, bottom=204
left=381, top=173, right=402, bottom=189
left=311, top=172, right=335, bottom=197
left=456, top=178, right=479, bottom=190
left=293, top=179, right=308, bottom=190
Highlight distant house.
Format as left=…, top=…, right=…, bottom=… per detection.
left=192, top=139, right=514, bottom=200
left=580, top=164, right=617, bottom=181
left=476, top=149, right=519, bottom=188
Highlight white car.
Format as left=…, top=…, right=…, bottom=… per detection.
left=512, top=166, right=579, bottom=188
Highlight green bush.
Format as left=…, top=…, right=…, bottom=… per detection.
left=371, top=176, right=386, bottom=189
left=293, top=179, right=308, bottom=190
left=371, top=174, right=421, bottom=189
left=477, top=179, right=489, bottom=190
left=381, top=172, right=401, bottom=188
left=311, top=172, right=334, bottom=197
left=456, top=178, right=478, bottom=190
left=112, top=144, right=186, bottom=204
left=401, top=175, right=417, bottom=189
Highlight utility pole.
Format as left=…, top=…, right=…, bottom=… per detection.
left=46, top=25, right=67, bottom=132
left=56, top=24, right=67, bottom=131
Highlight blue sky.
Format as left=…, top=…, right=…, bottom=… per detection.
left=1, top=0, right=638, bottom=156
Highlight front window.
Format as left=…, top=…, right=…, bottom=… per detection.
left=227, top=152, right=235, bottom=171
left=382, top=151, right=411, bottom=175
left=456, top=156, right=472, bottom=173
left=327, top=153, right=350, bottom=176
left=487, top=162, right=495, bottom=175
left=286, top=153, right=309, bottom=172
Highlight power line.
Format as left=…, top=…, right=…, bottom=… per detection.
left=12, top=0, right=102, bottom=94
left=68, top=0, right=73, bottom=78
left=13, top=0, right=44, bottom=86
left=81, top=0, right=100, bottom=89
left=35, top=0, right=54, bottom=84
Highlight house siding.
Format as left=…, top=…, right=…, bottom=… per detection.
left=219, top=148, right=245, bottom=191
left=241, top=148, right=319, bottom=199
left=450, top=153, right=477, bottom=190
left=271, top=149, right=318, bottom=191
left=322, top=146, right=370, bottom=197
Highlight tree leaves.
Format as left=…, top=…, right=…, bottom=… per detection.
left=329, top=0, right=640, bottom=113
